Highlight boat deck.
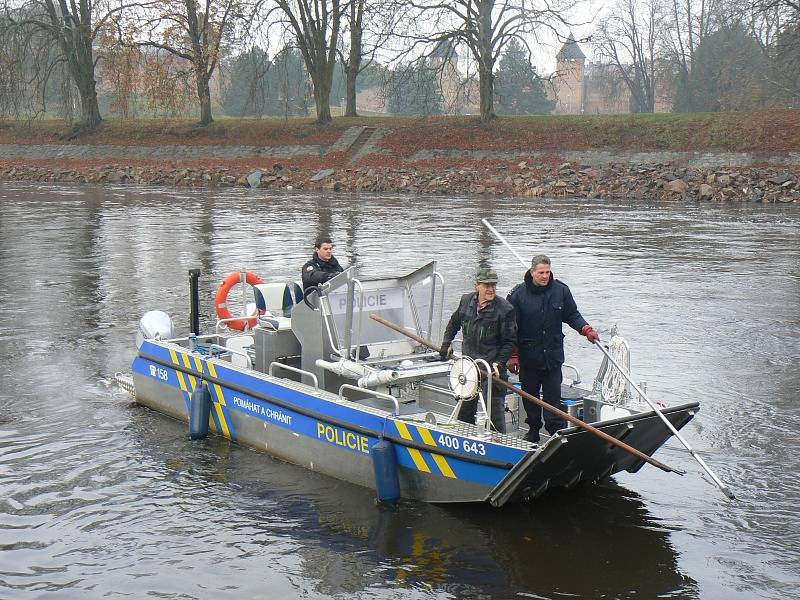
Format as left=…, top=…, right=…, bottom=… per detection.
left=353, top=380, right=595, bottom=451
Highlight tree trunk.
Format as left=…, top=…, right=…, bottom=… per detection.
left=65, top=18, right=102, bottom=129
left=344, top=64, right=358, bottom=117
left=276, top=0, right=340, bottom=125
left=344, top=4, right=362, bottom=118
left=478, top=63, right=495, bottom=122
left=313, top=73, right=333, bottom=124
left=73, top=61, right=102, bottom=128
left=477, top=1, right=495, bottom=122
left=196, top=69, right=213, bottom=125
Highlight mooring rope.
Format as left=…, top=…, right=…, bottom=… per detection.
left=600, top=336, right=630, bottom=405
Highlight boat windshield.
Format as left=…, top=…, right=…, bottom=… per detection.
left=325, top=262, right=441, bottom=359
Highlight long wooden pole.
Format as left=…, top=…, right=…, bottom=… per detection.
left=369, top=313, right=684, bottom=475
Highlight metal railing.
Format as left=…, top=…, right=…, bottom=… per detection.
left=205, top=343, right=253, bottom=369
left=269, top=362, right=318, bottom=388
left=338, top=384, right=400, bottom=415
left=562, top=363, right=582, bottom=386
left=215, top=314, right=259, bottom=333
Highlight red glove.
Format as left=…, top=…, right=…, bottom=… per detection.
left=506, top=350, right=520, bottom=375
left=581, top=324, right=600, bottom=343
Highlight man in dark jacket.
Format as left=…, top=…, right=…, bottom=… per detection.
left=439, top=267, right=517, bottom=433
left=507, top=255, right=599, bottom=442
left=301, top=237, right=344, bottom=290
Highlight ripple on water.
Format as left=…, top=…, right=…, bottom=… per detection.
left=0, top=184, right=798, bottom=599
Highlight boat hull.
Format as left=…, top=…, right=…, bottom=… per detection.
left=133, top=340, right=698, bottom=506
left=134, top=341, right=524, bottom=504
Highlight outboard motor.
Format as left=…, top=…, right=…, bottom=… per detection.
left=137, top=310, right=175, bottom=349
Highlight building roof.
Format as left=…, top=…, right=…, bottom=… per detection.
left=556, top=33, right=585, bottom=61
left=432, top=39, right=458, bottom=61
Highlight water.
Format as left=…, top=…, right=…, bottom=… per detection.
left=0, top=183, right=798, bottom=599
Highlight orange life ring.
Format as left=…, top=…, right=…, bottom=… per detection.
left=215, top=271, right=263, bottom=331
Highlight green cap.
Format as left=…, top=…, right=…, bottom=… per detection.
left=475, top=267, right=498, bottom=283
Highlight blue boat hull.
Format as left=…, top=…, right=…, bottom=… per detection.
left=133, top=340, right=527, bottom=503
left=133, top=339, right=698, bottom=505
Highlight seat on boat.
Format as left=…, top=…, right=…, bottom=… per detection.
left=254, top=282, right=302, bottom=318
left=227, top=335, right=254, bottom=368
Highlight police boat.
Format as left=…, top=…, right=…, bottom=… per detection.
left=128, top=263, right=699, bottom=505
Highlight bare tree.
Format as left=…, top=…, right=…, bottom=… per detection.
left=399, top=0, right=577, bottom=122
left=755, top=0, right=800, bottom=12
left=340, top=0, right=363, bottom=116
left=97, top=21, right=141, bottom=118
left=0, top=0, right=141, bottom=130
left=273, top=0, right=342, bottom=124
left=742, top=1, right=800, bottom=104
left=594, top=0, right=666, bottom=112
left=0, top=11, right=55, bottom=118
left=337, top=0, right=398, bottom=117
left=663, top=0, right=725, bottom=84
left=129, top=0, right=261, bottom=126
left=771, top=20, right=800, bottom=104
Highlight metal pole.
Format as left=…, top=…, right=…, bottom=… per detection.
left=189, top=269, right=201, bottom=335
left=240, top=270, right=247, bottom=325
left=593, top=340, right=735, bottom=499
left=481, top=219, right=528, bottom=269
left=481, top=218, right=736, bottom=500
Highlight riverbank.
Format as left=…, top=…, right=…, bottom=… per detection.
left=2, top=112, right=799, bottom=202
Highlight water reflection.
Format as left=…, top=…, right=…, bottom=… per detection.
left=130, top=410, right=696, bottom=599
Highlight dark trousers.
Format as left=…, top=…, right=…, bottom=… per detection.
left=457, top=377, right=507, bottom=433
left=519, top=365, right=564, bottom=438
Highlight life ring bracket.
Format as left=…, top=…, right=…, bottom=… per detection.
left=214, top=271, right=263, bottom=331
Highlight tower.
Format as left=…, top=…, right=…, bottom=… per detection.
left=554, top=33, right=586, bottom=114
left=430, top=40, right=463, bottom=114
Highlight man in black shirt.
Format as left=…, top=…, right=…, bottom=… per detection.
left=301, top=237, right=344, bottom=291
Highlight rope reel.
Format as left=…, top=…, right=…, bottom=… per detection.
left=448, top=356, right=480, bottom=400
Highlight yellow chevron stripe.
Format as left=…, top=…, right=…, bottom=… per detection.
left=168, top=349, right=190, bottom=395
left=395, top=420, right=413, bottom=440
left=206, top=363, right=227, bottom=407
left=417, top=426, right=436, bottom=446
left=211, top=401, right=231, bottom=439
left=413, top=426, right=456, bottom=479
left=430, top=454, right=456, bottom=478
left=396, top=421, right=455, bottom=478
left=407, top=448, right=431, bottom=473
left=204, top=363, right=231, bottom=439
left=179, top=353, right=197, bottom=389
left=206, top=362, right=223, bottom=401
left=175, top=370, right=188, bottom=394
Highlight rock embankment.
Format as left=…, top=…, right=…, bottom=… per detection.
left=2, top=124, right=800, bottom=202
left=1, top=159, right=798, bottom=203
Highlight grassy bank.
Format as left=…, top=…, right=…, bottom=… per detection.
left=1, top=110, right=798, bottom=153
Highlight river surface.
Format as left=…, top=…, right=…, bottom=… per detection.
left=0, top=183, right=798, bottom=599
